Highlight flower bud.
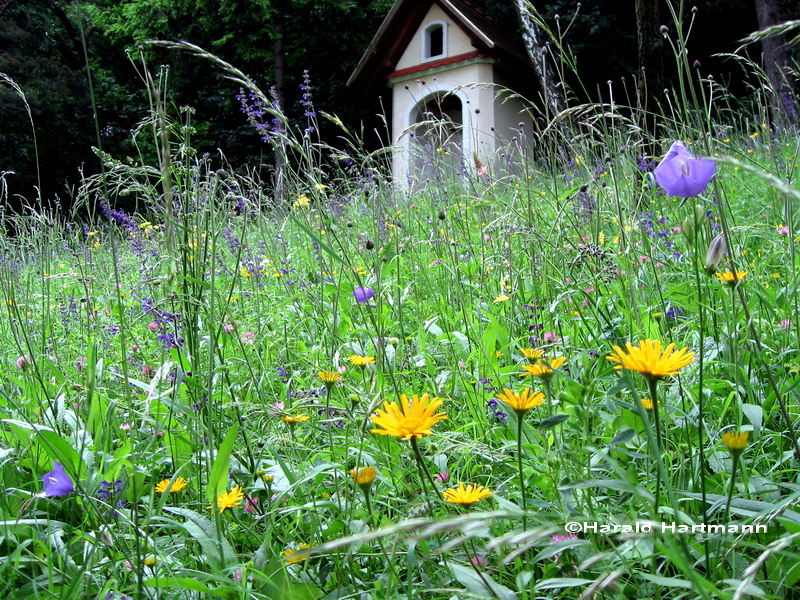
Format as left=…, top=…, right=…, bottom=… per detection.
left=681, top=218, right=694, bottom=246
left=704, top=233, right=727, bottom=274
left=695, top=204, right=705, bottom=224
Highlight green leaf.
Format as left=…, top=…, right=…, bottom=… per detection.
left=741, top=404, right=762, bottom=439
left=161, top=508, right=237, bottom=570
left=538, top=414, right=569, bottom=429
left=207, top=423, right=239, bottom=506
left=609, top=428, right=636, bottom=446
left=143, top=577, right=233, bottom=597
left=533, top=538, right=590, bottom=562
left=638, top=573, right=693, bottom=588
left=682, top=492, right=800, bottom=525
left=36, top=430, right=82, bottom=476
left=534, top=578, right=593, bottom=591
left=449, top=563, right=517, bottom=600
left=288, top=214, right=343, bottom=266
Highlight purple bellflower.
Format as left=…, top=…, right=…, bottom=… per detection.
left=41, top=461, right=74, bottom=497
left=352, top=286, right=375, bottom=304
left=654, top=141, right=716, bottom=197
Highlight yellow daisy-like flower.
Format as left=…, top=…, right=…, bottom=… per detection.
left=520, top=348, right=546, bottom=362
left=494, top=294, right=510, bottom=304
left=521, top=356, right=566, bottom=380
left=348, top=355, right=375, bottom=368
left=349, top=466, right=377, bottom=489
left=318, top=371, right=341, bottom=384
left=722, top=431, right=749, bottom=456
left=216, top=484, right=244, bottom=512
left=716, top=270, right=748, bottom=287
left=639, top=398, right=655, bottom=411
left=155, top=477, right=188, bottom=494
left=283, top=543, right=311, bottom=564
left=143, top=555, right=157, bottom=567
left=496, top=387, right=545, bottom=415
left=370, top=393, right=447, bottom=439
left=607, top=339, right=695, bottom=381
left=442, top=482, right=493, bottom=505
left=293, top=194, right=310, bottom=209
left=281, top=414, right=309, bottom=425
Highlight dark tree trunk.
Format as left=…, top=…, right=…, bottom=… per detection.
left=754, top=0, right=796, bottom=126
left=634, top=0, right=666, bottom=156
left=272, top=0, right=286, bottom=205
left=514, top=0, right=566, bottom=120
left=273, top=0, right=286, bottom=110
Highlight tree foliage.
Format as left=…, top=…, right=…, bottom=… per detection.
left=0, top=0, right=791, bottom=206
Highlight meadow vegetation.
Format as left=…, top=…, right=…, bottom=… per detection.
left=1, top=15, right=799, bottom=600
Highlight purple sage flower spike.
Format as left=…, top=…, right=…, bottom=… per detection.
left=654, top=141, right=716, bottom=197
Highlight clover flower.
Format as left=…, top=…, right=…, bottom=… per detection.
left=16, top=354, right=32, bottom=370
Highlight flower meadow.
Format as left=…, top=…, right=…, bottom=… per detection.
left=2, top=41, right=800, bottom=600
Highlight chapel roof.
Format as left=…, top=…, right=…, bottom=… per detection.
left=347, top=0, right=530, bottom=92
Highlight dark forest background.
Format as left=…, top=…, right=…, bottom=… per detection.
left=0, top=0, right=796, bottom=209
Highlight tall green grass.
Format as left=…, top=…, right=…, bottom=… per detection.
left=0, top=3, right=799, bottom=598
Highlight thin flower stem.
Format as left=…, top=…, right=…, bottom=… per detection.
left=649, top=378, right=663, bottom=454
left=463, top=540, right=500, bottom=600
left=364, top=487, right=403, bottom=593
left=363, top=488, right=373, bottom=525
left=724, top=454, right=740, bottom=524
left=648, top=377, right=663, bottom=512
left=323, top=383, right=338, bottom=463
left=691, top=206, right=710, bottom=571
left=706, top=167, right=800, bottom=463
left=516, top=412, right=528, bottom=531
left=544, top=379, right=554, bottom=419
left=410, top=437, right=438, bottom=514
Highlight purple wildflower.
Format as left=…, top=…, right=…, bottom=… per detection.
left=654, top=141, right=716, bottom=197
left=551, top=532, right=579, bottom=562
left=352, top=286, right=375, bottom=303
left=41, top=461, right=74, bottom=497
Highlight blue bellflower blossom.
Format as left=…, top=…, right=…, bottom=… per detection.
left=41, top=461, right=74, bottom=497
left=654, top=141, right=716, bottom=197
left=352, top=286, right=375, bottom=303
